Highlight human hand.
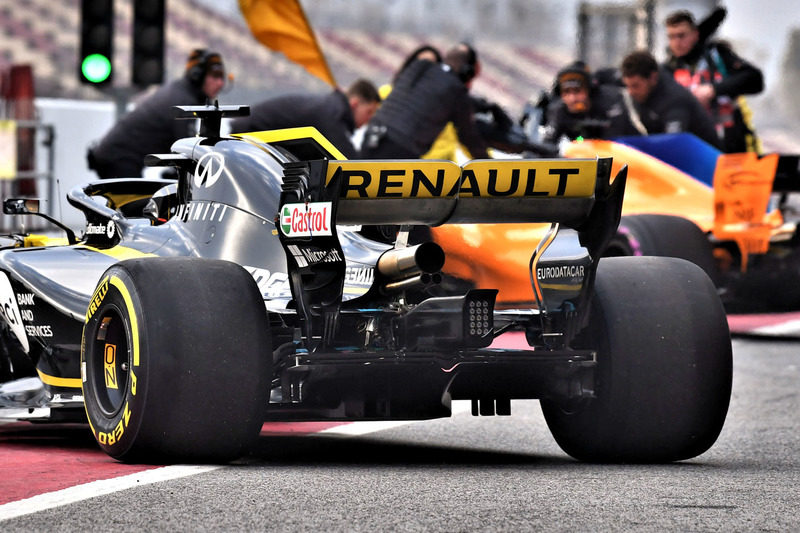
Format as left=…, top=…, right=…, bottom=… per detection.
left=691, top=84, right=716, bottom=106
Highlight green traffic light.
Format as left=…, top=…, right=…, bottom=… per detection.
left=81, top=53, right=112, bottom=83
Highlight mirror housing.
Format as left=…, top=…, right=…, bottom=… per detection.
left=2, top=198, right=77, bottom=244
left=3, top=198, right=40, bottom=215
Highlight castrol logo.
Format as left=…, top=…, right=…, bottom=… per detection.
left=280, top=202, right=333, bottom=237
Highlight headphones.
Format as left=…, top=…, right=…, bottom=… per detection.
left=186, top=49, right=222, bottom=85
left=457, top=43, right=478, bottom=83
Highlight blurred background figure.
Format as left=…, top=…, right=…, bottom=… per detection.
left=380, top=44, right=443, bottom=100
left=230, top=78, right=380, bottom=159
left=379, top=45, right=462, bottom=160
left=663, top=8, right=764, bottom=153
left=618, top=50, right=721, bottom=149
left=541, top=60, right=625, bottom=145
left=360, top=43, right=489, bottom=160
left=381, top=43, right=531, bottom=160
left=86, top=49, right=226, bottom=179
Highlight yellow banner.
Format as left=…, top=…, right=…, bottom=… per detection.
left=0, top=120, right=17, bottom=179
left=238, top=0, right=336, bottom=87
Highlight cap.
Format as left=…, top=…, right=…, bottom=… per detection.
left=555, top=61, right=592, bottom=94
left=559, top=73, right=587, bottom=91
left=185, top=49, right=225, bottom=82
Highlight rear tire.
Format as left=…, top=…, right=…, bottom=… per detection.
left=82, top=257, right=271, bottom=463
left=541, top=256, right=732, bottom=463
left=606, top=214, right=719, bottom=284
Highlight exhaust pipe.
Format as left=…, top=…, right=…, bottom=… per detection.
left=378, top=242, right=445, bottom=293
left=378, top=242, right=445, bottom=280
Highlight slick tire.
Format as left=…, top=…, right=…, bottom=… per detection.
left=605, top=214, right=719, bottom=284
left=541, top=256, right=732, bottom=463
left=82, top=257, right=271, bottom=463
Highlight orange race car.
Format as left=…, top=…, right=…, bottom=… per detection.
left=431, top=133, right=800, bottom=312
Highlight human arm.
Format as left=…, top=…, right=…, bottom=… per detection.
left=469, top=95, right=513, bottom=132
left=451, top=90, right=490, bottom=159
left=318, top=125, right=358, bottom=159
left=711, top=42, right=764, bottom=97
left=540, top=99, right=567, bottom=145
left=659, top=90, right=722, bottom=149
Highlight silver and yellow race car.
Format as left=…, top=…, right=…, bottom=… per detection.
left=0, top=104, right=732, bottom=464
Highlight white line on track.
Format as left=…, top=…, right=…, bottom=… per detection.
left=749, top=319, right=800, bottom=337
left=0, top=465, right=222, bottom=522
left=0, top=401, right=474, bottom=521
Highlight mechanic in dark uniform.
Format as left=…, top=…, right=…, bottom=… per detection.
left=229, top=79, right=381, bottom=159
left=87, top=49, right=227, bottom=179
left=615, top=50, right=721, bottom=149
left=663, top=9, right=764, bottom=153
left=541, top=61, right=626, bottom=145
left=360, top=42, right=490, bottom=160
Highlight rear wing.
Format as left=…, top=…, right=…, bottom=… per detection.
left=277, top=157, right=621, bottom=226
left=278, top=157, right=626, bottom=256
left=239, top=124, right=621, bottom=228
left=326, top=159, right=603, bottom=227
left=239, top=126, right=619, bottom=229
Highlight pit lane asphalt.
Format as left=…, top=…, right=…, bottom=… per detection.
left=1, top=337, right=798, bottom=532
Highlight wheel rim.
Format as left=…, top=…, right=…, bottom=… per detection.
left=90, top=304, right=131, bottom=416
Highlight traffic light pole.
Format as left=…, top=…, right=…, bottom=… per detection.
left=110, top=86, right=137, bottom=120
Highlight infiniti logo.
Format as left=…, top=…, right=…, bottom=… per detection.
left=193, top=152, right=226, bottom=188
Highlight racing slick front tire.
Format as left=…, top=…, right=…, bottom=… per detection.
left=541, top=256, right=732, bottom=463
left=81, top=257, right=271, bottom=463
left=605, top=214, right=719, bottom=284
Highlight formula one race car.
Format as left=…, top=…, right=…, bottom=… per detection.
left=0, top=104, right=732, bottom=464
